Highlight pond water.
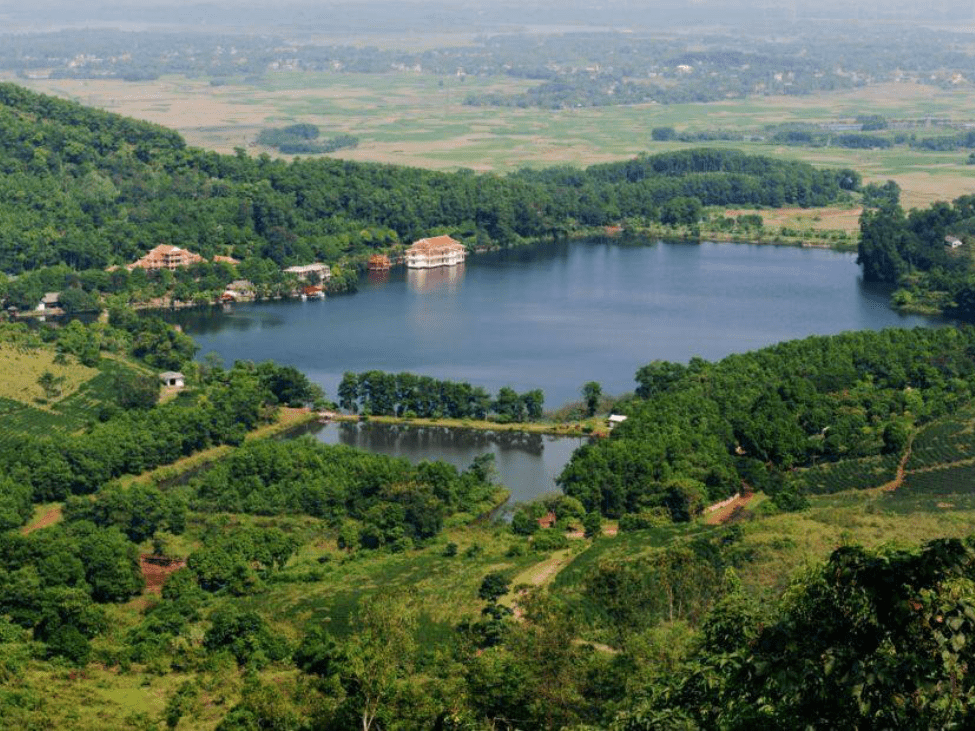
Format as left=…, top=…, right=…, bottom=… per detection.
left=291, top=421, right=587, bottom=506
left=168, top=239, right=943, bottom=409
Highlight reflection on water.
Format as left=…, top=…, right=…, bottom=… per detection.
left=167, top=241, right=950, bottom=408
left=406, top=263, right=465, bottom=294
left=162, top=306, right=291, bottom=336
left=366, top=268, right=391, bottom=286
left=292, top=421, right=586, bottom=505
left=333, top=422, right=545, bottom=456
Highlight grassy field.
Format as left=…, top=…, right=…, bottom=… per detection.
left=0, top=342, right=99, bottom=405
left=7, top=72, right=974, bottom=215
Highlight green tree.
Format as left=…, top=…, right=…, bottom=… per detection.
left=478, top=572, right=510, bottom=603
left=112, top=371, right=160, bottom=410
left=583, top=511, right=602, bottom=538
left=204, top=606, right=290, bottom=667
left=582, top=381, right=602, bottom=417
left=37, top=370, right=65, bottom=400
left=296, top=594, right=418, bottom=731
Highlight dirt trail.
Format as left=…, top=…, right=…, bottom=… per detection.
left=878, top=436, right=915, bottom=493
left=705, top=493, right=754, bottom=525
left=511, top=549, right=576, bottom=591
left=21, top=505, right=63, bottom=534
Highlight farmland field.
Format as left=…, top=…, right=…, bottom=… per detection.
left=886, top=462, right=975, bottom=513
left=907, top=406, right=975, bottom=470
left=0, top=349, right=148, bottom=445
left=792, top=453, right=901, bottom=495
left=7, top=72, right=975, bottom=218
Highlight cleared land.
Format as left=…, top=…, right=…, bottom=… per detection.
left=0, top=342, right=99, bottom=405
left=7, top=73, right=974, bottom=213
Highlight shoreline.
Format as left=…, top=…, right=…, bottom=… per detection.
left=318, top=413, right=608, bottom=439
left=10, top=228, right=858, bottom=322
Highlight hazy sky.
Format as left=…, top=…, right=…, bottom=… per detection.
left=4, top=0, right=974, bottom=35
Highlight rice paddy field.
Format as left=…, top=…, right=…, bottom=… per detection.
left=6, top=72, right=974, bottom=220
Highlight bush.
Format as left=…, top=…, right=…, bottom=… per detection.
left=203, top=607, right=289, bottom=667
left=531, top=528, right=568, bottom=552
left=478, top=572, right=510, bottom=603
left=583, top=511, right=602, bottom=538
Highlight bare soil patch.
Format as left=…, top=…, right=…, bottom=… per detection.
left=140, top=555, right=188, bottom=594
left=705, top=493, right=755, bottom=525
left=724, top=206, right=862, bottom=233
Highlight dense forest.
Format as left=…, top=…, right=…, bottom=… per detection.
left=0, top=82, right=859, bottom=311
left=255, top=124, right=359, bottom=156
left=559, top=326, right=975, bottom=519
left=338, top=371, right=544, bottom=422
left=857, top=194, right=975, bottom=317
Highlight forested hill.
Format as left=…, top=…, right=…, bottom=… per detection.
left=0, top=82, right=858, bottom=280
left=857, top=195, right=975, bottom=319
left=558, top=326, right=975, bottom=520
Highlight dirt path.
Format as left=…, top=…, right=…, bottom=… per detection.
left=510, top=548, right=576, bottom=591
left=878, top=435, right=915, bottom=493
left=21, top=505, right=63, bottom=534
left=503, top=548, right=579, bottom=618
left=705, top=493, right=755, bottom=525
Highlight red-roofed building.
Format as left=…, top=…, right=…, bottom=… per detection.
left=128, top=244, right=204, bottom=271
left=405, top=236, right=465, bottom=269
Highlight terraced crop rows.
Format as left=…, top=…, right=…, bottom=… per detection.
left=0, top=360, right=143, bottom=447
left=794, top=453, right=900, bottom=495
left=901, top=462, right=975, bottom=495
left=906, top=413, right=975, bottom=470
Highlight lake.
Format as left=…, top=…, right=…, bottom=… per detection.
left=291, top=421, right=587, bottom=506
left=168, top=239, right=943, bottom=409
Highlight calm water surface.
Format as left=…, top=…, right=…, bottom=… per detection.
left=170, top=240, right=942, bottom=408
left=293, top=421, right=587, bottom=505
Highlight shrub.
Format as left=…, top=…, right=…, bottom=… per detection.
left=531, top=528, right=568, bottom=552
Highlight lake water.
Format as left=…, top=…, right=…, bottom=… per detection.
left=169, top=239, right=943, bottom=409
left=291, top=421, right=587, bottom=506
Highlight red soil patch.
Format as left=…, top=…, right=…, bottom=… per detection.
left=140, top=555, right=187, bottom=594
left=705, top=493, right=755, bottom=525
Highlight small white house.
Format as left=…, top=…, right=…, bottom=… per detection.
left=608, top=414, right=628, bottom=429
left=946, top=236, right=963, bottom=249
left=37, top=292, right=61, bottom=311
left=159, top=371, right=185, bottom=388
